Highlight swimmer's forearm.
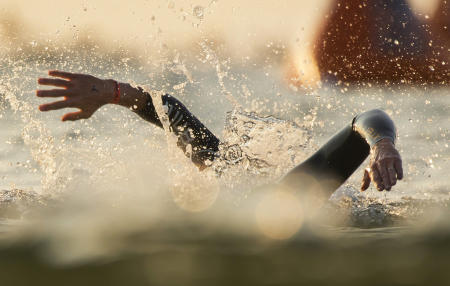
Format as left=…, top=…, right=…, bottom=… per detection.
left=113, top=84, right=220, bottom=167
left=79, top=77, right=220, bottom=167
left=113, top=82, right=150, bottom=111
left=280, top=108, right=401, bottom=194
left=136, top=93, right=220, bottom=167
left=110, top=83, right=163, bottom=126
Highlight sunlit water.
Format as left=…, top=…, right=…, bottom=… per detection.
left=0, top=43, right=449, bottom=285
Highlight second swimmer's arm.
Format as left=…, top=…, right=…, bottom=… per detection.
left=353, top=109, right=403, bottom=192
left=280, top=109, right=403, bottom=193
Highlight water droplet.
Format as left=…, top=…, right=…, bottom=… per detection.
left=193, top=6, right=204, bottom=19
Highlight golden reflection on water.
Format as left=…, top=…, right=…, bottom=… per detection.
left=255, top=191, right=304, bottom=240
left=285, top=47, right=321, bottom=88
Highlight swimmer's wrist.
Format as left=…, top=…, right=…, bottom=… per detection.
left=372, top=138, right=395, bottom=151
left=376, top=137, right=395, bottom=145
left=111, top=80, right=120, bottom=104
left=106, top=82, right=152, bottom=111
left=104, top=80, right=129, bottom=107
left=103, top=79, right=120, bottom=105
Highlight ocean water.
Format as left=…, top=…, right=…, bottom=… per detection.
left=0, top=45, right=449, bottom=285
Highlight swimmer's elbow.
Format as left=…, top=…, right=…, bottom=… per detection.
left=353, top=109, right=393, bottom=125
left=353, top=108, right=397, bottom=146
left=360, top=108, right=390, bottom=118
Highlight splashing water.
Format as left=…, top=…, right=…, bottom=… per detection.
left=0, top=66, right=59, bottom=194
left=213, top=109, right=313, bottom=191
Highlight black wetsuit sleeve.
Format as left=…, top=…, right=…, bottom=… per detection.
left=280, top=109, right=396, bottom=194
left=133, top=89, right=220, bottom=166
left=352, top=109, right=396, bottom=146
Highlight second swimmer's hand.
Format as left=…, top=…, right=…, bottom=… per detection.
left=37, top=70, right=116, bottom=121
left=360, top=138, right=404, bottom=192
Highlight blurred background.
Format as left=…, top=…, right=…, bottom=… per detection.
left=1, top=0, right=447, bottom=85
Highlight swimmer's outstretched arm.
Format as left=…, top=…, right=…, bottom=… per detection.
left=279, top=109, right=403, bottom=194
left=37, top=71, right=219, bottom=169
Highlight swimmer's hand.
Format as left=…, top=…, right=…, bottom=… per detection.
left=361, top=138, right=403, bottom=192
left=37, top=70, right=116, bottom=121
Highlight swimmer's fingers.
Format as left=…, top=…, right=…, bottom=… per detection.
left=62, top=111, right=91, bottom=121
left=360, top=168, right=371, bottom=191
left=38, top=78, right=72, bottom=88
left=39, top=99, right=75, bottom=112
left=394, top=158, right=403, bottom=180
left=370, top=166, right=384, bottom=191
left=36, top=89, right=72, bottom=98
left=48, top=70, right=83, bottom=80
left=376, top=162, right=392, bottom=191
left=386, top=161, right=397, bottom=187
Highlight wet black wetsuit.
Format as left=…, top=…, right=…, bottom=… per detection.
left=135, top=90, right=220, bottom=166
left=135, top=90, right=396, bottom=194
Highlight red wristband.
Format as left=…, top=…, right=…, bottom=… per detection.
left=111, top=80, right=120, bottom=104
